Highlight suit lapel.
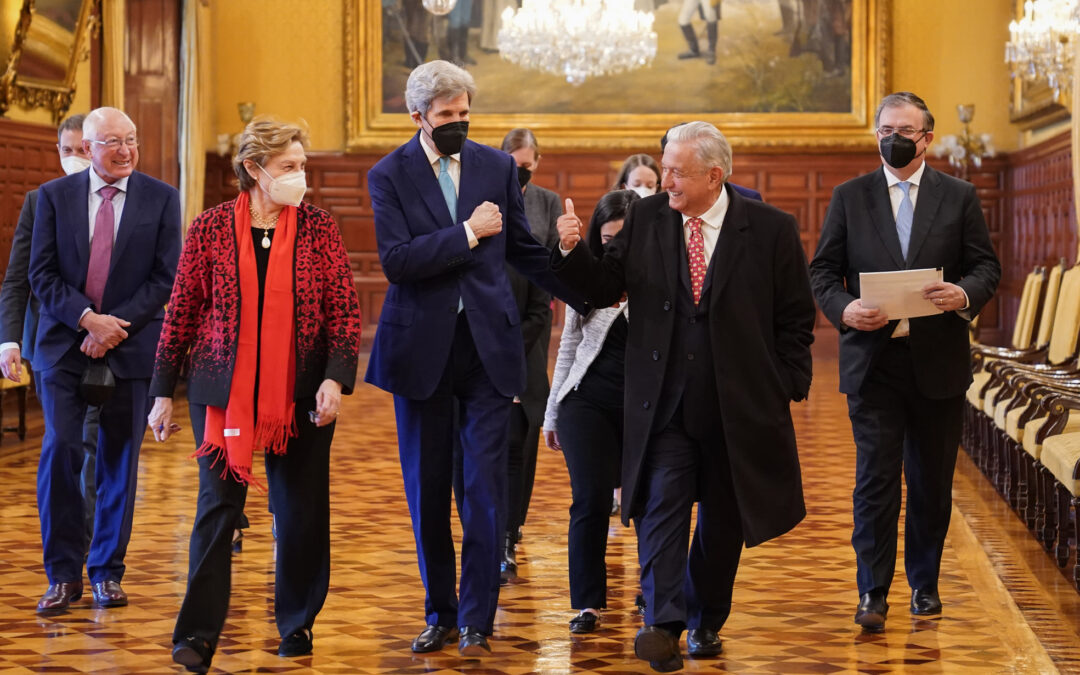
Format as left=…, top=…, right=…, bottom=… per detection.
left=654, top=203, right=682, bottom=300
left=67, top=171, right=91, bottom=270
left=706, top=185, right=747, bottom=303
left=905, top=165, right=943, bottom=266
left=457, top=140, right=480, bottom=222
left=864, top=169, right=906, bottom=268
left=403, top=133, right=455, bottom=228
left=110, top=172, right=140, bottom=273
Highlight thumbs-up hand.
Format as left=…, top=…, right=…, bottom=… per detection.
left=557, top=198, right=583, bottom=251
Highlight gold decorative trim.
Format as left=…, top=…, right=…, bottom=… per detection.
left=0, top=0, right=99, bottom=124
left=344, top=0, right=889, bottom=152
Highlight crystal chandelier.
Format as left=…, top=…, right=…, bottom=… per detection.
left=1005, top=0, right=1080, bottom=100
left=497, top=0, right=657, bottom=86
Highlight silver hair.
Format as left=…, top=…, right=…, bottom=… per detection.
left=404, top=60, right=477, bottom=116
left=665, top=121, right=732, bottom=182
left=82, top=107, right=136, bottom=140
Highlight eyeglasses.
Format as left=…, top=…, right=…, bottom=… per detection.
left=876, top=126, right=926, bottom=139
left=660, top=166, right=704, bottom=180
left=89, top=137, right=139, bottom=150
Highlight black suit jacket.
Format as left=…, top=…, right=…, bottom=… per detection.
left=0, top=190, right=41, bottom=361
left=553, top=186, right=816, bottom=547
left=809, top=165, right=1001, bottom=399
left=508, top=183, right=561, bottom=425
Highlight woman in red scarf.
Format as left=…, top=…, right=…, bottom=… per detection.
left=146, top=118, right=361, bottom=674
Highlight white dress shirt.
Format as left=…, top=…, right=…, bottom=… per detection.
left=418, top=132, right=478, bottom=249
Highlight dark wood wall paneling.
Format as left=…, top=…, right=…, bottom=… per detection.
left=124, top=0, right=180, bottom=187
left=0, top=121, right=63, bottom=277
left=204, top=148, right=1015, bottom=344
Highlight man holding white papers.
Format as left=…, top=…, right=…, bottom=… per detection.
left=809, top=92, right=1000, bottom=633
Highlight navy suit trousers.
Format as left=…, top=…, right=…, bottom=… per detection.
left=37, top=349, right=148, bottom=584
left=394, top=314, right=511, bottom=633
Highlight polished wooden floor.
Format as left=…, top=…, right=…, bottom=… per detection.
left=2, top=354, right=1080, bottom=673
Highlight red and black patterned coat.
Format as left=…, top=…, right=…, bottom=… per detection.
left=149, top=199, right=362, bottom=407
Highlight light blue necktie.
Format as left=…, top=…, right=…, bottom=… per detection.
left=438, top=156, right=465, bottom=312
left=896, top=181, right=913, bottom=261
left=438, top=156, right=457, bottom=221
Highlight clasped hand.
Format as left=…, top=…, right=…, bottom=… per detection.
left=78, top=312, right=131, bottom=358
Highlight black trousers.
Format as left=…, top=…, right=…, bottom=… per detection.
left=506, top=403, right=543, bottom=536
left=635, top=405, right=743, bottom=633
left=557, top=390, right=622, bottom=610
left=172, top=399, right=334, bottom=651
left=847, top=339, right=964, bottom=596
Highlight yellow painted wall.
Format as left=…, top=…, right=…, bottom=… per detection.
left=891, top=0, right=1018, bottom=152
left=209, top=0, right=343, bottom=151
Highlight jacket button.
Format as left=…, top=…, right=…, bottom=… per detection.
left=652, top=350, right=660, bottom=361
left=687, top=353, right=695, bottom=361
left=642, top=401, right=650, bottom=409
left=663, top=301, right=671, bottom=311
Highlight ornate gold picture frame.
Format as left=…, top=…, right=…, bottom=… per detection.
left=346, top=0, right=888, bottom=151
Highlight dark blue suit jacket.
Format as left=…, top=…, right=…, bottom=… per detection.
left=29, top=170, right=181, bottom=379
left=731, top=183, right=762, bottom=201
left=365, top=133, right=582, bottom=400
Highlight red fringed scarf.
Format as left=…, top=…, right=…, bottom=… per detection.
left=194, top=191, right=297, bottom=487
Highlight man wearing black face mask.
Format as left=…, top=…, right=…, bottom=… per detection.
left=809, top=92, right=1000, bottom=634
left=366, top=61, right=585, bottom=658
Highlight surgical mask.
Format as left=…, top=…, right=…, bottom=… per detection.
left=258, top=164, right=307, bottom=207
left=517, top=166, right=532, bottom=188
left=430, top=120, right=469, bottom=156
left=629, top=185, right=656, bottom=199
left=61, top=155, right=91, bottom=175
left=879, top=133, right=923, bottom=169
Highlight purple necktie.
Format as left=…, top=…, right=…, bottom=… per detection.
left=86, top=186, right=119, bottom=310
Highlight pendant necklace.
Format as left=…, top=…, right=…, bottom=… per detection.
left=249, top=205, right=278, bottom=249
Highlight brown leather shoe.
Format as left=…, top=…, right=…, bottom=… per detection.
left=91, top=580, right=128, bottom=608
left=36, top=581, right=83, bottom=614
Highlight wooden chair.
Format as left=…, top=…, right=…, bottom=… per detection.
left=0, top=366, right=31, bottom=442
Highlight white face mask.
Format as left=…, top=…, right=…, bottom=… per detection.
left=257, top=164, right=307, bottom=207
left=630, top=185, right=657, bottom=199
left=61, top=155, right=91, bottom=175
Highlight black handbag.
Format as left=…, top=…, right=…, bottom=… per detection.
left=80, top=358, right=116, bottom=406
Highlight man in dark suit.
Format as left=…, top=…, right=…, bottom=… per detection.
left=809, top=92, right=1001, bottom=632
left=554, top=121, right=816, bottom=672
left=0, top=114, right=103, bottom=552
left=365, top=61, right=582, bottom=657
left=29, top=107, right=181, bottom=613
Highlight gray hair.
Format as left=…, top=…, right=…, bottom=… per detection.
left=874, top=92, right=935, bottom=131
left=83, top=107, right=136, bottom=140
left=405, top=60, right=477, bottom=116
left=665, top=121, right=732, bottom=182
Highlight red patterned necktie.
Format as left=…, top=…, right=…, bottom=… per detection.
left=85, top=185, right=119, bottom=310
left=687, top=217, right=706, bottom=304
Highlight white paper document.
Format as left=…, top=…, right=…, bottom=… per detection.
left=859, top=268, right=944, bottom=320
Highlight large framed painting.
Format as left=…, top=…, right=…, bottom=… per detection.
left=346, top=0, right=888, bottom=151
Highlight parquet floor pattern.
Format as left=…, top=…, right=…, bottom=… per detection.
left=0, top=355, right=1079, bottom=673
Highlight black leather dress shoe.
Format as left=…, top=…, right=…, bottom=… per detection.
left=569, top=611, right=599, bottom=633
left=854, top=591, right=888, bottom=633
left=458, top=626, right=492, bottom=657
left=172, top=636, right=212, bottom=673
left=687, top=628, right=723, bottom=656
left=911, top=588, right=942, bottom=615
left=278, top=628, right=313, bottom=657
left=37, top=581, right=83, bottom=614
left=411, top=625, right=459, bottom=653
left=634, top=625, right=683, bottom=673
left=91, top=580, right=128, bottom=608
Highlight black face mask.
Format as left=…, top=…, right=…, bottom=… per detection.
left=517, top=166, right=532, bottom=188
left=429, top=120, right=469, bottom=155
left=879, top=132, right=924, bottom=169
